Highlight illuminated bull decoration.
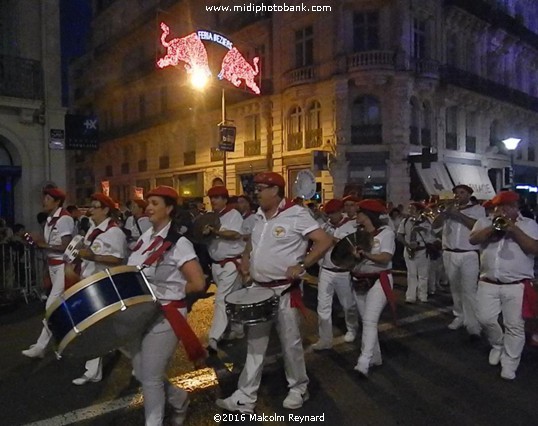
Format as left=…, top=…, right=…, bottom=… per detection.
left=157, top=23, right=211, bottom=80
left=218, top=48, right=260, bottom=95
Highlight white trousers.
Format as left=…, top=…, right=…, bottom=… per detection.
left=82, top=357, right=102, bottom=379
left=352, top=277, right=392, bottom=368
left=442, top=251, right=481, bottom=334
left=209, top=262, right=243, bottom=341
left=125, top=310, right=189, bottom=426
left=428, top=257, right=444, bottom=293
left=35, top=263, right=65, bottom=349
left=316, top=268, right=358, bottom=343
left=231, top=291, right=308, bottom=405
left=404, top=250, right=429, bottom=302
left=476, top=281, right=525, bottom=373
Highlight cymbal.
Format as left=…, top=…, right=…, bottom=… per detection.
left=191, top=212, right=221, bottom=244
left=330, top=230, right=373, bottom=270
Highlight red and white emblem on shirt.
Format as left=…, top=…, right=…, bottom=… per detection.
left=273, top=225, right=287, bottom=238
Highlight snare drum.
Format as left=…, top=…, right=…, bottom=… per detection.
left=46, top=265, right=158, bottom=358
left=225, top=287, right=279, bottom=325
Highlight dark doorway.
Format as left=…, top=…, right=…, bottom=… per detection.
left=0, top=166, right=21, bottom=224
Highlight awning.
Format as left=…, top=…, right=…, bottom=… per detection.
left=414, top=162, right=454, bottom=196
left=445, top=164, right=496, bottom=200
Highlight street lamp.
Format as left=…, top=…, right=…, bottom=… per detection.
left=502, top=137, right=521, bottom=190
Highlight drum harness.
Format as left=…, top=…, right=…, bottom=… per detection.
left=139, top=228, right=207, bottom=367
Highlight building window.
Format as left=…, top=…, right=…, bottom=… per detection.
left=255, top=44, right=267, bottom=77
left=159, top=155, right=169, bottom=169
left=138, top=159, right=147, bottom=172
left=410, top=97, right=420, bottom=146
left=465, top=112, right=477, bottom=153
left=306, top=101, right=322, bottom=148
left=105, top=165, right=113, bottom=177
left=245, top=114, right=261, bottom=156
left=160, top=87, right=168, bottom=112
left=529, top=129, right=537, bottom=162
left=422, top=102, right=432, bottom=147
left=295, top=26, right=313, bottom=68
left=446, top=34, right=457, bottom=67
left=489, top=120, right=500, bottom=147
left=445, top=106, right=458, bottom=150
left=287, top=106, right=303, bottom=151
left=412, top=18, right=427, bottom=59
left=121, top=162, right=130, bottom=174
left=351, top=95, right=382, bottom=145
left=353, top=11, right=379, bottom=52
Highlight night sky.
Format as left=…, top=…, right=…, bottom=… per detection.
left=60, top=0, right=92, bottom=107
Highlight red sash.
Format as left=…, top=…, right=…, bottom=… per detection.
left=214, top=255, right=242, bottom=271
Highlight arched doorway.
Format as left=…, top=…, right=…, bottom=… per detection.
left=0, top=138, right=21, bottom=224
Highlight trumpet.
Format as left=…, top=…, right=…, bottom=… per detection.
left=492, top=216, right=513, bottom=231
left=435, top=200, right=457, bottom=214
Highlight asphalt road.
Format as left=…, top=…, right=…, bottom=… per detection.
left=1, top=280, right=538, bottom=426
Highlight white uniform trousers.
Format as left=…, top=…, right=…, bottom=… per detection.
left=35, top=263, right=65, bottom=349
left=317, top=268, right=358, bottom=343
left=476, top=281, right=525, bottom=374
left=125, top=311, right=189, bottom=426
left=442, top=251, right=481, bottom=334
left=82, top=357, right=103, bottom=379
left=230, top=291, right=308, bottom=405
left=353, top=277, right=392, bottom=369
left=404, top=249, right=429, bottom=302
left=209, top=262, right=243, bottom=341
left=428, top=257, right=444, bottom=294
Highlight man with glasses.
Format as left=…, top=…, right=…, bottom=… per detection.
left=216, top=171, right=332, bottom=413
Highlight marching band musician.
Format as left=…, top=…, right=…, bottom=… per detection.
left=236, top=194, right=256, bottom=238
left=312, top=198, right=359, bottom=350
left=125, top=186, right=206, bottom=426
left=124, top=199, right=151, bottom=249
left=342, top=195, right=360, bottom=220
left=216, top=172, right=332, bottom=413
left=22, top=187, right=75, bottom=358
left=397, top=202, right=434, bottom=303
left=205, top=186, right=246, bottom=351
left=71, top=193, right=128, bottom=385
left=350, top=199, right=395, bottom=377
left=469, top=191, right=538, bottom=380
left=432, top=185, right=485, bottom=337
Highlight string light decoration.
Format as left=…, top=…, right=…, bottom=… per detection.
left=156, top=22, right=211, bottom=79
left=218, top=47, right=260, bottom=95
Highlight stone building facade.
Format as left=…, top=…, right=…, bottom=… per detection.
left=70, top=0, right=538, bottom=207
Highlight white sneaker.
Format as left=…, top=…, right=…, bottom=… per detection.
left=21, top=345, right=45, bottom=359
left=344, top=331, right=356, bottom=343
left=500, top=368, right=516, bottom=380
left=72, top=374, right=102, bottom=386
left=282, top=389, right=309, bottom=409
left=448, top=318, right=464, bottom=330
left=216, top=396, right=254, bottom=413
left=311, top=341, right=332, bottom=351
left=488, top=348, right=502, bottom=366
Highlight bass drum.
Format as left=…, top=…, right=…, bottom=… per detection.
left=46, top=265, right=159, bottom=358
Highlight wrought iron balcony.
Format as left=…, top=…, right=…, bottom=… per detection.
left=287, top=132, right=303, bottom=151
left=305, top=129, right=322, bottom=149
left=244, top=139, right=261, bottom=156
left=411, top=58, right=440, bottom=77
left=283, top=65, right=316, bottom=88
left=210, top=148, right=224, bottom=162
left=347, top=50, right=395, bottom=72
left=0, top=55, right=42, bottom=100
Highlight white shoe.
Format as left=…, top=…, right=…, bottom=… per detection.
left=488, top=348, right=502, bottom=366
left=207, top=338, right=218, bottom=352
left=354, top=360, right=369, bottom=377
left=311, top=341, right=332, bottom=351
left=216, top=396, right=254, bottom=413
left=72, top=374, right=102, bottom=385
left=170, top=394, right=190, bottom=425
left=282, top=389, right=309, bottom=409
left=21, top=345, right=45, bottom=359
left=344, top=331, right=356, bottom=343
left=500, top=368, right=516, bottom=380
left=448, top=318, right=464, bottom=330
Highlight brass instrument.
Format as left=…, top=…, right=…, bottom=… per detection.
left=492, top=216, right=512, bottom=231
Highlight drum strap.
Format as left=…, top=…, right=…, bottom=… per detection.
left=161, top=300, right=207, bottom=368
left=352, top=270, right=397, bottom=324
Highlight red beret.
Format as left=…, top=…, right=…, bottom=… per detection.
left=490, top=191, right=519, bottom=206
left=43, top=187, right=66, bottom=201
left=453, top=184, right=474, bottom=195
left=254, top=172, right=285, bottom=188
left=342, top=195, right=361, bottom=203
left=146, top=186, right=179, bottom=202
left=410, top=202, right=426, bottom=211
left=133, top=199, right=148, bottom=210
left=482, top=200, right=493, bottom=209
left=207, top=186, right=229, bottom=198
left=91, top=193, right=116, bottom=210
left=358, top=199, right=387, bottom=214
left=324, top=199, right=344, bottom=214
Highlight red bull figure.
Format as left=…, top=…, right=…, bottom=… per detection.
left=218, top=47, right=260, bottom=95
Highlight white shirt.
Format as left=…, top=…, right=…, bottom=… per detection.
left=352, top=226, right=395, bottom=274
left=80, top=218, right=128, bottom=278
left=128, top=221, right=198, bottom=301
left=125, top=215, right=151, bottom=240
left=320, top=217, right=357, bottom=268
left=45, top=208, right=75, bottom=261
left=250, top=200, right=320, bottom=282
left=208, top=208, right=245, bottom=261
left=472, top=215, right=538, bottom=282
left=241, top=212, right=257, bottom=236
left=442, top=204, right=485, bottom=251
left=397, top=217, right=435, bottom=246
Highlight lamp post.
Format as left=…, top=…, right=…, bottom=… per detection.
left=502, top=137, right=521, bottom=190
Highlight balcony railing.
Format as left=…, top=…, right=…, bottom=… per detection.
left=287, top=132, right=303, bottom=151
left=283, top=65, right=316, bottom=87
left=0, top=55, right=42, bottom=100
left=347, top=50, right=395, bottom=72
left=244, top=139, right=261, bottom=156
left=412, top=58, right=440, bottom=77
left=440, top=65, right=538, bottom=113
left=305, top=129, right=322, bottom=149
left=210, top=148, right=224, bottom=162
left=184, top=151, right=196, bottom=166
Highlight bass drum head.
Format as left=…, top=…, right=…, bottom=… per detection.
left=225, top=287, right=275, bottom=305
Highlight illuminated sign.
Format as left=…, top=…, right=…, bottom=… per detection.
left=157, top=22, right=260, bottom=95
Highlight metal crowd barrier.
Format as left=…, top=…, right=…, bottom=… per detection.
left=0, top=242, right=45, bottom=303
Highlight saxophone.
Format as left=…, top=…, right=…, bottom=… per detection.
left=406, top=217, right=419, bottom=259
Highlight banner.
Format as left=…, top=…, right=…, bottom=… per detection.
left=101, top=180, right=110, bottom=196
left=65, top=114, right=98, bottom=150
left=218, top=125, right=236, bottom=152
